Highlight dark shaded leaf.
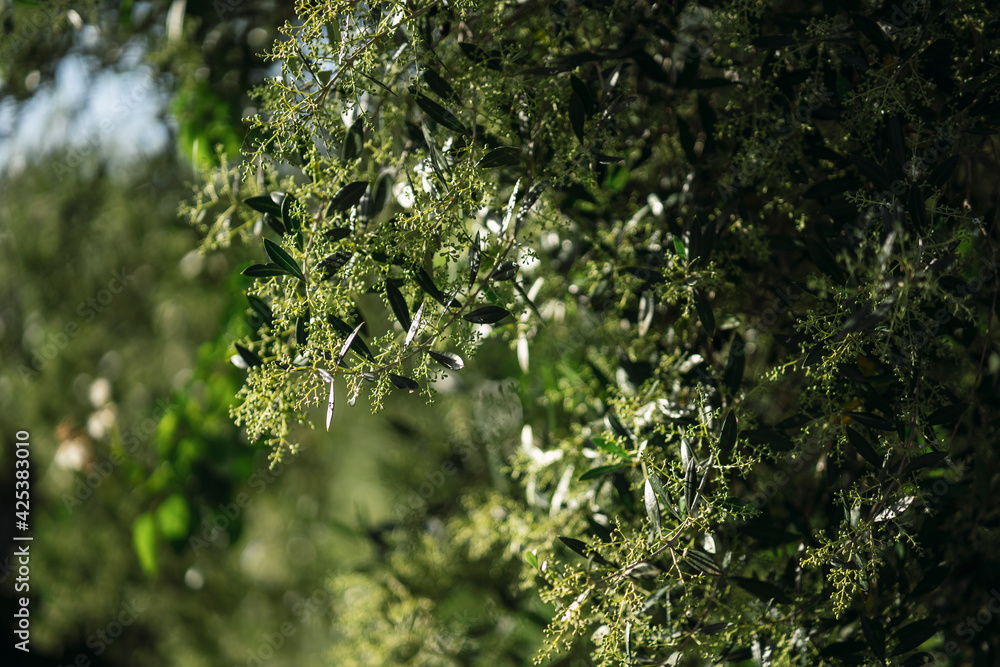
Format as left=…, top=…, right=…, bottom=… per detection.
left=234, top=344, right=263, bottom=368
left=468, top=232, right=481, bottom=290
left=405, top=302, right=424, bottom=347
left=384, top=279, right=411, bottom=331
left=846, top=427, right=882, bottom=467
left=422, top=69, right=459, bottom=104
left=846, top=412, right=894, bottom=430
left=720, top=410, right=738, bottom=462
left=492, top=261, right=518, bottom=281
left=862, top=617, right=887, bottom=663
left=850, top=153, right=894, bottom=191
left=732, top=577, right=792, bottom=604
left=428, top=350, right=464, bottom=370
left=851, top=13, right=895, bottom=55
left=700, top=622, right=730, bottom=635
left=622, top=266, right=666, bottom=283
left=280, top=193, right=303, bottom=234
left=820, top=642, right=866, bottom=658
left=558, top=536, right=614, bottom=567
left=337, top=322, right=365, bottom=365
left=414, top=92, right=468, bottom=134
left=570, top=74, right=596, bottom=115
left=892, top=620, right=937, bottom=656
left=724, top=334, right=746, bottom=396
left=263, top=213, right=285, bottom=236
left=389, top=373, right=419, bottom=392
left=926, top=155, right=959, bottom=188
left=318, top=251, right=352, bottom=280
left=694, top=288, right=715, bottom=335
left=325, top=227, right=351, bottom=241
left=515, top=181, right=547, bottom=235
left=295, top=311, right=309, bottom=346
left=327, top=315, right=375, bottom=360
left=263, top=238, right=304, bottom=280
left=477, top=146, right=521, bottom=168
left=242, top=263, right=290, bottom=278
left=342, top=116, right=364, bottom=162
left=328, top=181, right=370, bottom=212
left=684, top=457, right=697, bottom=515
left=579, top=464, right=628, bottom=481
left=904, top=451, right=948, bottom=474
left=370, top=172, right=393, bottom=216
left=244, top=194, right=283, bottom=218
left=464, top=305, right=511, bottom=324
left=677, top=116, right=697, bottom=164
left=412, top=266, right=454, bottom=307
left=926, top=403, right=969, bottom=425
left=570, top=91, right=585, bottom=142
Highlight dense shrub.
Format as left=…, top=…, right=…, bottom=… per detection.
left=187, top=0, right=1000, bottom=663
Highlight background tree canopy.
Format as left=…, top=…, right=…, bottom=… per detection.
left=3, top=0, right=999, bottom=665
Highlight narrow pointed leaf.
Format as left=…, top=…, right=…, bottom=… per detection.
left=337, top=322, right=365, bottom=365
left=464, top=305, right=511, bottom=324
left=242, top=263, right=290, bottom=278
left=732, top=577, right=791, bottom=604
left=342, top=116, right=364, bottom=162
left=414, top=92, right=468, bottom=134
left=904, top=451, right=948, bottom=474
left=558, top=536, right=614, bottom=567
left=578, top=463, right=628, bottom=481
left=647, top=473, right=680, bottom=520
left=644, top=479, right=662, bottom=537
left=515, top=181, right=547, bottom=235
left=389, top=373, right=419, bottom=392
left=926, top=403, right=969, bottom=425
left=325, top=379, right=335, bottom=430
left=318, top=251, right=352, bottom=280
left=422, top=69, right=459, bottom=104
left=280, top=193, right=303, bottom=234
left=328, top=181, right=370, bottom=212
left=500, top=179, right=521, bottom=237
left=327, top=315, right=375, bottom=360
left=243, top=195, right=283, bottom=217
left=247, top=295, right=273, bottom=328
left=295, top=312, right=309, bottom=346
left=724, top=333, right=745, bottom=396
left=428, top=350, right=464, bottom=370
left=263, top=238, right=304, bottom=280
left=370, top=172, right=393, bottom=216
left=477, top=146, right=521, bottom=168
left=845, top=427, right=882, bottom=467
left=385, top=279, right=411, bottom=331
left=405, top=302, right=424, bottom=347
left=720, top=410, right=738, bottom=462
left=570, top=92, right=585, bottom=142
left=234, top=344, right=263, bottom=368
left=694, top=288, right=715, bottom=335
left=468, top=232, right=481, bottom=289
left=491, top=260, right=518, bottom=281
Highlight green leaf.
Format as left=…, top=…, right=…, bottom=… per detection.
left=525, top=551, right=539, bottom=571
left=318, top=251, right=352, bottom=280
left=578, top=463, right=628, bottom=481
left=491, top=261, right=518, bottom=281
left=414, top=92, right=468, bottom=134
left=732, top=577, right=791, bottom=604
left=295, top=311, right=309, bottom=346
left=845, top=427, right=882, bottom=467
left=681, top=548, right=722, bottom=576
left=569, top=91, right=585, bottom=142
left=389, top=373, right=419, bottom=392
left=405, top=302, right=424, bottom=347
left=370, top=172, right=393, bottom=216
left=412, top=266, right=452, bottom=307
left=673, top=235, right=686, bottom=258
left=468, top=231, right=481, bottom=290
left=247, top=294, right=272, bottom=329
left=926, top=403, right=969, bottom=425
left=723, top=334, right=745, bottom=396
left=422, top=69, right=460, bottom=104
left=558, top=536, right=614, bottom=567
left=570, top=74, right=596, bottom=115
left=384, top=279, right=411, bottom=331
left=464, top=305, right=511, bottom=324
left=644, top=478, right=662, bottom=537
left=477, top=146, right=521, bottom=168
left=846, top=412, right=894, bottom=430
left=694, top=288, right=715, bottom=335
left=337, top=322, right=365, bottom=365
left=242, top=263, right=289, bottom=278
left=342, top=116, right=364, bottom=162
left=720, top=410, right=738, bottom=462
left=280, top=193, right=303, bottom=234
left=154, top=493, right=191, bottom=541
left=243, top=194, right=283, bottom=218
left=428, top=350, right=464, bottom=370
left=325, top=375, right=335, bottom=430
left=132, top=512, right=158, bottom=576
left=861, top=617, right=887, bottom=663
left=646, top=473, right=679, bottom=520
left=592, top=435, right=631, bottom=459
left=234, top=344, right=263, bottom=368
left=327, top=315, right=375, bottom=360
left=263, top=239, right=304, bottom=281
left=904, top=451, right=948, bottom=474
left=328, top=181, right=370, bottom=212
